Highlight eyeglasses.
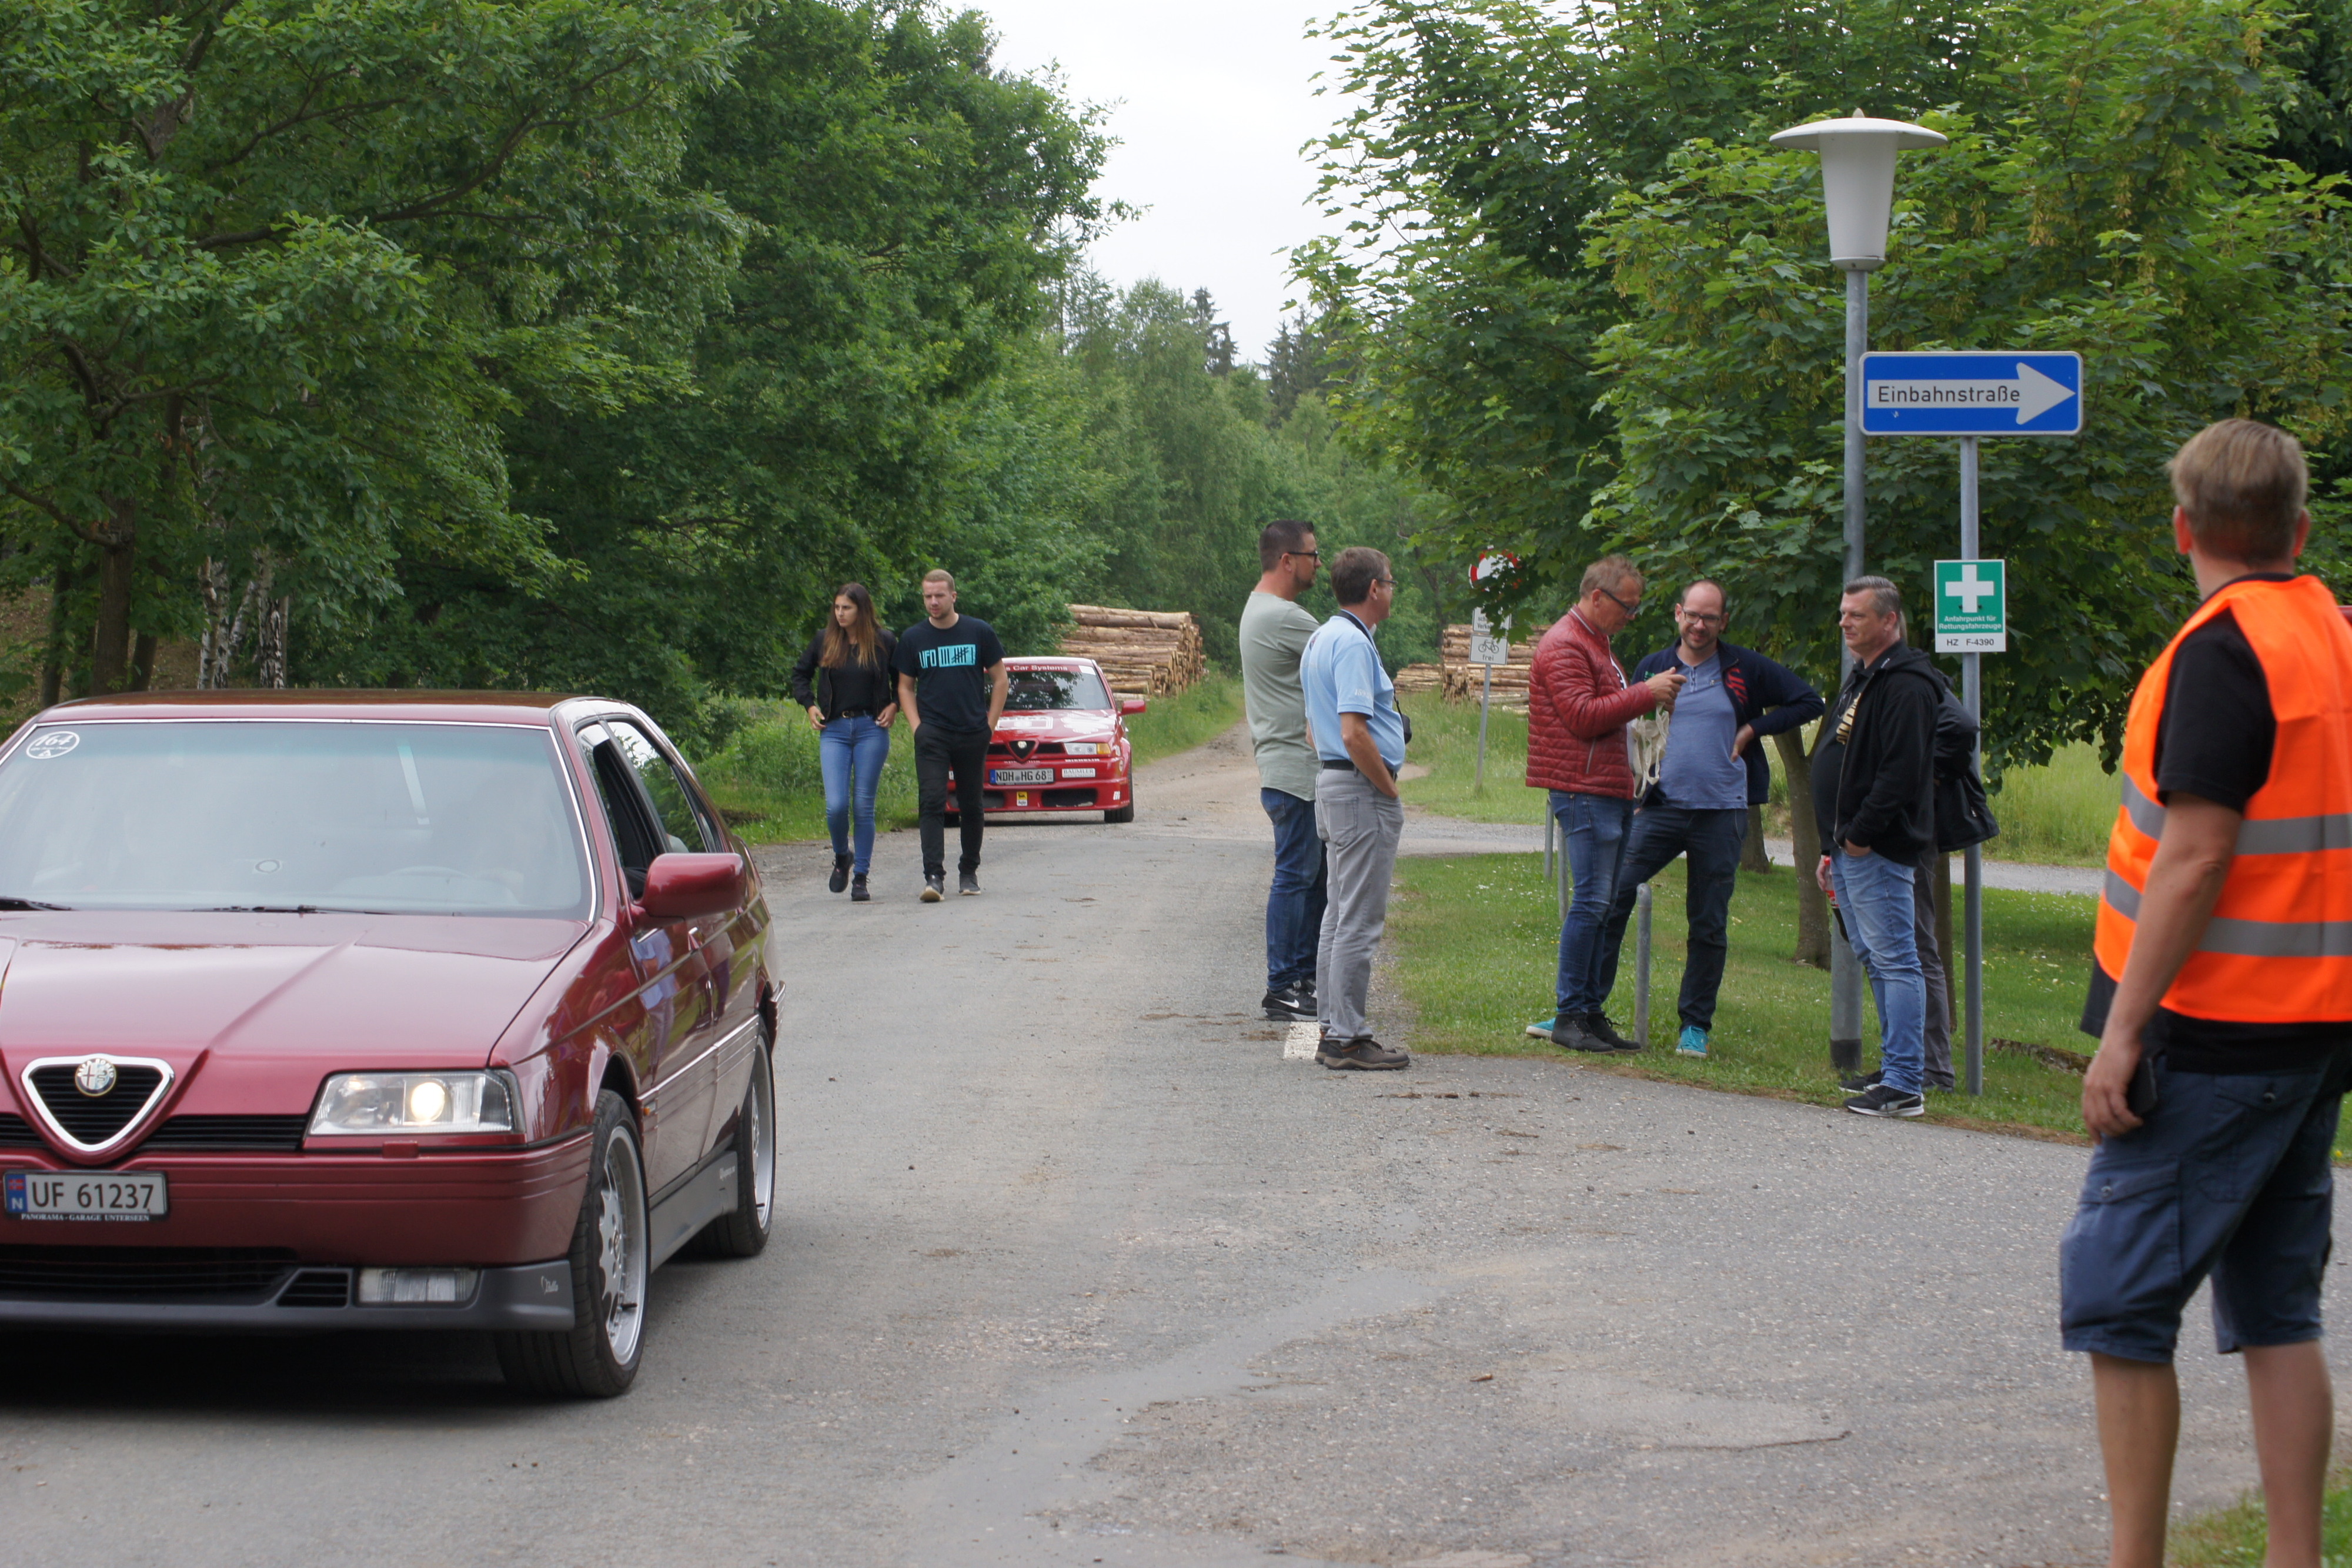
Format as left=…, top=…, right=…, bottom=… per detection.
left=1598, top=586, right=1639, bottom=617
left=1374, top=577, right=1397, bottom=589
left=1284, top=550, right=1322, bottom=561
left=1678, top=609, right=1725, bottom=624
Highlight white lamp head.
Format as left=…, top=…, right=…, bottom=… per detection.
left=1769, top=116, right=1947, bottom=271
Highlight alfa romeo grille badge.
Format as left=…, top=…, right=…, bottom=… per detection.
left=1011, top=739, right=1035, bottom=761
left=73, top=1057, right=118, bottom=1097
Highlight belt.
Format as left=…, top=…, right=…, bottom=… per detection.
left=1321, top=757, right=1404, bottom=773
left=833, top=708, right=874, bottom=719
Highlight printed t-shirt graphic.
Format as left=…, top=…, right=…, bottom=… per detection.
left=894, top=617, right=1005, bottom=734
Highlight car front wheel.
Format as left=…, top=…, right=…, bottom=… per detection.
left=496, top=1089, right=650, bottom=1398
left=688, top=1024, right=776, bottom=1258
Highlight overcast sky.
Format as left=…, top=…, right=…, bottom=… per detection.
left=974, top=0, right=1345, bottom=362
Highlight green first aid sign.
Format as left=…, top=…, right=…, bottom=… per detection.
left=1933, top=559, right=2006, bottom=652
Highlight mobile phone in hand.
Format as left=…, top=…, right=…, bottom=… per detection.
left=2126, top=1057, right=2159, bottom=1120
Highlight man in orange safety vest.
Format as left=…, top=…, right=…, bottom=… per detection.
left=2063, top=419, right=2352, bottom=1568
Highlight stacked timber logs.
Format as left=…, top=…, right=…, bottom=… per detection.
left=1061, top=606, right=1205, bottom=696
left=1438, top=620, right=1551, bottom=710
left=1392, top=663, right=1445, bottom=698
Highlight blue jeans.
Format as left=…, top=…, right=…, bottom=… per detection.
left=1830, top=848, right=1926, bottom=1095
left=1552, top=790, right=1632, bottom=1017
left=820, top=716, right=890, bottom=875
left=1262, top=788, right=1328, bottom=993
left=1595, top=804, right=1746, bottom=1030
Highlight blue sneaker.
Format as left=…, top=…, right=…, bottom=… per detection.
left=1677, top=1025, right=1709, bottom=1058
left=1525, top=1014, right=1559, bottom=1039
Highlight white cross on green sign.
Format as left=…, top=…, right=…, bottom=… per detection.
left=1933, top=559, right=2006, bottom=652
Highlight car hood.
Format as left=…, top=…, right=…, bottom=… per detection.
left=0, top=912, right=587, bottom=1111
left=994, top=710, right=1121, bottom=744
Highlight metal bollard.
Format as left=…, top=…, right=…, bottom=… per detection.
left=1633, top=883, right=1653, bottom=1048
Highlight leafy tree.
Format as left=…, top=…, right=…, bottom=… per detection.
left=1295, top=0, right=1985, bottom=599
left=296, top=0, right=1112, bottom=735
left=1585, top=0, right=2351, bottom=773
left=0, top=0, right=741, bottom=697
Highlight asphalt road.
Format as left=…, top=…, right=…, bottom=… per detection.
left=0, top=725, right=2331, bottom=1568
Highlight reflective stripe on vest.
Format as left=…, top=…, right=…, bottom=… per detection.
left=2092, top=574, right=2352, bottom=1023
left=2101, top=871, right=2352, bottom=957
left=2120, top=775, right=2352, bottom=854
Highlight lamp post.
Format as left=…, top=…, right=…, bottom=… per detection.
left=1769, top=115, right=1945, bottom=1076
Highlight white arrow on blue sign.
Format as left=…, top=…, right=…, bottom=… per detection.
left=1860, top=351, right=2084, bottom=436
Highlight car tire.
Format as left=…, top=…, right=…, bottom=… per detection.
left=495, top=1089, right=650, bottom=1399
left=1104, top=792, right=1134, bottom=824
left=686, top=1024, right=776, bottom=1259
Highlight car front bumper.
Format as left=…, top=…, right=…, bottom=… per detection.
left=0, top=1131, right=592, bottom=1261
left=0, top=1256, right=576, bottom=1332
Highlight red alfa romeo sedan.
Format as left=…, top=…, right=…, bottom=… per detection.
left=0, top=691, right=775, bottom=1398
left=953, top=657, right=1146, bottom=823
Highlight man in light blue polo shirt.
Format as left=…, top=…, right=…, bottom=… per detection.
left=1299, top=546, right=1410, bottom=1070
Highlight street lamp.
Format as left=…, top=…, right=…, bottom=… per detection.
left=1769, top=113, right=1945, bottom=1076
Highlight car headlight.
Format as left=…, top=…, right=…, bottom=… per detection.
left=309, top=1071, right=518, bottom=1136
left=1064, top=743, right=1108, bottom=757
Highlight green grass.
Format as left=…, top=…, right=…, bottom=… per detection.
left=1396, top=690, right=2126, bottom=865
left=1396, top=691, right=1544, bottom=824
left=689, top=671, right=1242, bottom=844
left=1387, top=849, right=2103, bottom=1137
left=1989, top=742, right=2120, bottom=867
left=2167, top=1471, right=2352, bottom=1565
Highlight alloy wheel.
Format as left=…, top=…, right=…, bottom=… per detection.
left=593, top=1130, right=649, bottom=1365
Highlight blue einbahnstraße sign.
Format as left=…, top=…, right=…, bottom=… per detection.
left=1859, top=351, right=2084, bottom=437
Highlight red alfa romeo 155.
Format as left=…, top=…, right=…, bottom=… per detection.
left=951, top=657, right=1146, bottom=823
left=0, top=691, right=776, bottom=1398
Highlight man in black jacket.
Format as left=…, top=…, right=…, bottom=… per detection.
left=1809, top=576, right=1941, bottom=1117
left=1587, top=580, right=1822, bottom=1057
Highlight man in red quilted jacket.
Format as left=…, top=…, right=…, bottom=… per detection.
left=1527, top=556, right=1685, bottom=1052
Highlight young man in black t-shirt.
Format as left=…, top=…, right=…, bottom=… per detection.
left=894, top=570, right=1008, bottom=901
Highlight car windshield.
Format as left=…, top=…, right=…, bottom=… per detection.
left=1005, top=667, right=1111, bottom=711
left=0, top=720, right=590, bottom=917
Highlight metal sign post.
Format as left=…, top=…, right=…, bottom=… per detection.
left=1863, top=349, right=2079, bottom=1095
left=1468, top=608, right=1511, bottom=791
left=1468, top=553, right=1516, bottom=795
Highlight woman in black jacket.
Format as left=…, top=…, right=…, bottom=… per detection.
left=790, top=584, right=898, bottom=901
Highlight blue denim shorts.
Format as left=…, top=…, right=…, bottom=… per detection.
left=2059, top=1051, right=2351, bottom=1364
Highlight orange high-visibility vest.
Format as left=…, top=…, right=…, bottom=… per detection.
left=2093, top=574, right=2352, bottom=1023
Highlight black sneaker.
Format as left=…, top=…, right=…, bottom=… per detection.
left=850, top=874, right=870, bottom=903
left=1317, top=1036, right=1410, bottom=1070
left=1549, top=1018, right=1613, bottom=1053
left=1839, top=1068, right=1884, bottom=1094
left=1585, top=1012, right=1642, bottom=1052
left=1845, top=1083, right=1925, bottom=1118
left=958, top=871, right=980, bottom=897
left=1262, top=985, right=1314, bottom=1022
left=828, top=853, right=851, bottom=894
left=920, top=874, right=945, bottom=902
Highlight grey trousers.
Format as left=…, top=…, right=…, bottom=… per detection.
left=1915, top=853, right=1954, bottom=1090
left=1314, top=768, right=1405, bottom=1042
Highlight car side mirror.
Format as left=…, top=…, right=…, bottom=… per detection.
left=637, top=852, right=746, bottom=921
left=1120, top=697, right=1148, bottom=716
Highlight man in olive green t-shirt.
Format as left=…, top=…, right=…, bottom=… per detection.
left=1240, top=519, right=1326, bottom=1022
